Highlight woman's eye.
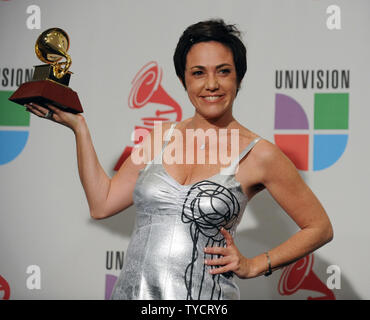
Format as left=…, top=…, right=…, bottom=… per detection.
left=219, top=69, right=231, bottom=74
left=192, top=70, right=203, bottom=76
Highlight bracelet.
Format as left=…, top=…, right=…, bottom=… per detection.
left=264, top=251, right=272, bottom=277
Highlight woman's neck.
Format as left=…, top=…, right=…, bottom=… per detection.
left=187, top=112, right=237, bottom=131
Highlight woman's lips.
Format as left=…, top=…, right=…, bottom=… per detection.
left=200, top=95, right=225, bottom=103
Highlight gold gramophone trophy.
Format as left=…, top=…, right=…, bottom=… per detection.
left=9, top=28, right=83, bottom=113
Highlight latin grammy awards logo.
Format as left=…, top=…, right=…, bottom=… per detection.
left=114, top=61, right=182, bottom=170
left=278, top=254, right=335, bottom=300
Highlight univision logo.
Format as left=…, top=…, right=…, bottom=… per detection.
left=0, top=67, right=33, bottom=165
left=0, top=90, right=30, bottom=165
left=274, top=92, right=349, bottom=171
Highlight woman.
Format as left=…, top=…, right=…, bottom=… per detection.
left=25, top=19, right=333, bottom=300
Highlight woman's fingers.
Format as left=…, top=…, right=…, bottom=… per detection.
left=24, top=102, right=84, bottom=132
left=205, top=256, right=230, bottom=266
left=203, top=227, right=246, bottom=276
left=25, top=102, right=57, bottom=121
left=25, top=103, right=46, bottom=118
left=204, top=254, right=234, bottom=275
left=44, top=104, right=64, bottom=122
left=28, top=102, right=48, bottom=114
left=220, top=227, right=234, bottom=246
left=203, top=228, right=234, bottom=255
left=26, top=103, right=62, bottom=122
left=204, top=246, right=227, bottom=256
left=46, top=104, right=62, bottom=116
left=209, top=265, right=234, bottom=275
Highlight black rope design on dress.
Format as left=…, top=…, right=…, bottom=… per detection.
left=181, top=180, right=240, bottom=300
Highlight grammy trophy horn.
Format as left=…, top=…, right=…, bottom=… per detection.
left=35, top=28, right=71, bottom=79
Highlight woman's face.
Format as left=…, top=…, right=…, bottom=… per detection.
left=183, top=41, right=238, bottom=120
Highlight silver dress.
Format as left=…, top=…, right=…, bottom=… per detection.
left=111, top=123, right=261, bottom=300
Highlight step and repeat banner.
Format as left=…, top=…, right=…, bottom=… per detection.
left=1, top=0, right=369, bottom=300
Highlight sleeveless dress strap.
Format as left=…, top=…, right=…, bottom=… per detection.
left=220, top=137, right=262, bottom=175
left=158, top=123, right=176, bottom=163
left=164, top=123, right=177, bottom=142
left=143, top=122, right=176, bottom=168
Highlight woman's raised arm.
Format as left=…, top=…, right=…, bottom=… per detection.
left=25, top=102, right=167, bottom=219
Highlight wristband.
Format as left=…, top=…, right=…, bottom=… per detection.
left=264, top=251, right=272, bottom=277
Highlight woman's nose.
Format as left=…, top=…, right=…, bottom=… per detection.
left=205, top=74, right=219, bottom=91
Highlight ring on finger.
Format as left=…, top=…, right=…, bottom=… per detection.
left=44, top=110, right=54, bottom=120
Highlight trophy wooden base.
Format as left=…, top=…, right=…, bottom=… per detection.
left=9, top=79, right=83, bottom=114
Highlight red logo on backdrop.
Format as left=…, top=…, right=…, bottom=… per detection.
left=114, top=61, right=182, bottom=170
left=278, top=254, right=335, bottom=300
left=0, top=275, right=10, bottom=300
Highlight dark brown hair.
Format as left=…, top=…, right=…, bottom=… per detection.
left=173, top=19, right=247, bottom=91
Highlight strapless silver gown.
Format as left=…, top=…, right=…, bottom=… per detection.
left=111, top=124, right=261, bottom=300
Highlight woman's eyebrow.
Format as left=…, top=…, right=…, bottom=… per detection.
left=190, top=63, right=233, bottom=70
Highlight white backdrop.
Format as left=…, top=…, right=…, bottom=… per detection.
left=1, top=0, right=369, bottom=300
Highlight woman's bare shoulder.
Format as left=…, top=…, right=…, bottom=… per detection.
left=234, top=124, right=288, bottom=166
left=249, top=136, right=285, bottom=163
left=233, top=123, right=262, bottom=148
left=248, top=137, right=300, bottom=185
